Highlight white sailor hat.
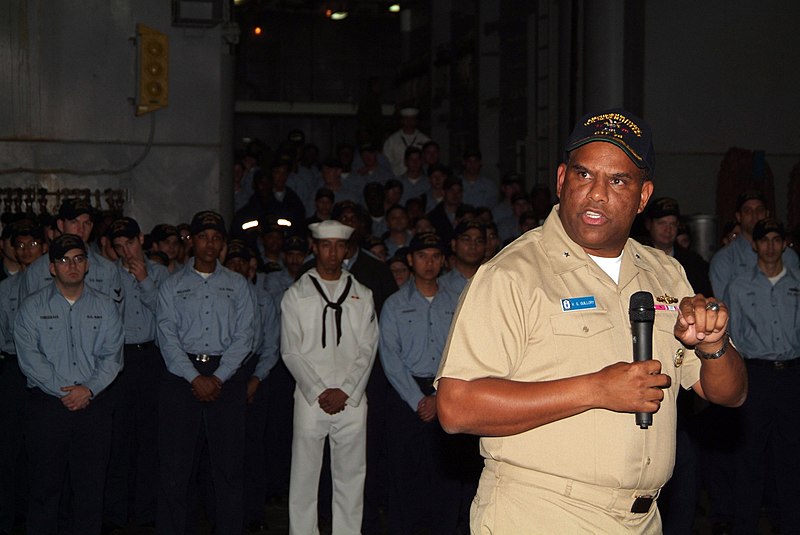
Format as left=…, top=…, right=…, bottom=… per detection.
left=308, top=220, right=354, bottom=240
left=398, top=107, right=419, bottom=117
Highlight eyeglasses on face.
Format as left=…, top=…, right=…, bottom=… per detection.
left=54, top=254, right=87, bottom=265
left=15, top=240, right=41, bottom=250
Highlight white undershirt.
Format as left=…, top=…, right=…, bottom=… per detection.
left=589, top=252, right=624, bottom=284
left=767, top=266, right=786, bottom=286
left=320, top=277, right=340, bottom=299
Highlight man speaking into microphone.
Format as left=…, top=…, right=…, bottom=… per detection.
left=435, top=109, right=747, bottom=534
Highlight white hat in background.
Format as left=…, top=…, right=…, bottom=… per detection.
left=308, top=220, right=354, bottom=240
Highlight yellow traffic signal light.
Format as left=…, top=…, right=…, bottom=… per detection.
left=136, top=24, right=169, bottom=116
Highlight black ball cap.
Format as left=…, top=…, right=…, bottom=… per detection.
left=49, top=233, right=86, bottom=263
left=565, top=108, right=655, bottom=176
left=752, top=217, right=785, bottom=241
left=408, top=232, right=445, bottom=253
left=109, top=217, right=141, bottom=240
left=190, top=210, right=226, bottom=237
left=57, top=198, right=93, bottom=221
left=225, top=239, right=252, bottom=261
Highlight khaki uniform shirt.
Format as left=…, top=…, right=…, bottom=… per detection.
left=436, top=205, right=701, bottom=492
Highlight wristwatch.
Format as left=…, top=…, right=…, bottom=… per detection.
left=695, top=332, right=730, bottom=360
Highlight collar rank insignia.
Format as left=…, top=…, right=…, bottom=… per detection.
left=656, top=294, right=678, bottom=304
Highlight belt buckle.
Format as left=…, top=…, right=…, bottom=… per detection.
left=196, top=354, right=210, bottom=363
left=775, top=361, right=786, bottom=369
left=631, top=495, right=654, bottom=514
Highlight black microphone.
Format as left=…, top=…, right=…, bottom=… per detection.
left=629, top=291, right=655, bottom=429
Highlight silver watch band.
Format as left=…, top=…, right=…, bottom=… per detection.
left=695, top=332, right=730, bottom=360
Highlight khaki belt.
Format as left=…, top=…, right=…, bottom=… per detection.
left=486, top=459, right=660, bottom=514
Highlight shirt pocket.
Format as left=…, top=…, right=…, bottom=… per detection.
left=397, top=307, right=420, bottom=329
left=38, top=318, right=69, bottom=356
left=547, top=311, right=615, bottom=377
left=549, top=310, right=615, bottom=337
left=82, top=316, right=106, bottom=353
left=174, top=290, right=203, bottom=328
left=175, top=289, right=202, bottom=307
left=213, top=287, right=238, bottom=319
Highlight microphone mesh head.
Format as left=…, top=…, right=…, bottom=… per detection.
left=629, top=291, right=655, bottom=322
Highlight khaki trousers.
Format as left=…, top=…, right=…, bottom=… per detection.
left=470, top=460, right=662, bottom=534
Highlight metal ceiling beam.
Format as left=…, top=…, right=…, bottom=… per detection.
left=235, top=100, right=395, bottom=116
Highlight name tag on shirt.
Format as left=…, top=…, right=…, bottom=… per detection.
left=561, top=296, right=596, bottom=312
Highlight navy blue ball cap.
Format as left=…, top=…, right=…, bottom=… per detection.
left=752, top=217, right=785, bottom=241
left=49, top=233, right=86, bottom=263
left=150, top=223, right=179, bottom=243
left=225, top=239, right=252, bottom=261
left=453, top=219, right=486, bottom=238
left=57, top=198, right=94, bottom=221
left=9, top=221, right=44, bottom=243
left=109, top=217, right=141, bottom=240
left=735, top=190, right=767, bottom=212
left=190, top=210, right=226, bottom=237
left=564, top=108, right=655, bottom=176
left=283, top=234, right=309, bottom=253
left=408, top=232, right=445, bottom=253
left=645, top=197, right=680, bottom=219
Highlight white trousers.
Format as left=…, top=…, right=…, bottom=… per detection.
left=289, top=387, right=367, bottom=535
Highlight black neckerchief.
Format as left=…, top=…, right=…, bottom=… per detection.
left=309, top=274, right=353, bottom=348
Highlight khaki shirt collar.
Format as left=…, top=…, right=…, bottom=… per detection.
left=541, top=205, right=660, bottom=289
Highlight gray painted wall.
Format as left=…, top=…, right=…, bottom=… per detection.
left=644, top=0, right=800, bottom=223
left=1, top=1, right=797, bottom=232
left=0, top=0, right=229, bottom=231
